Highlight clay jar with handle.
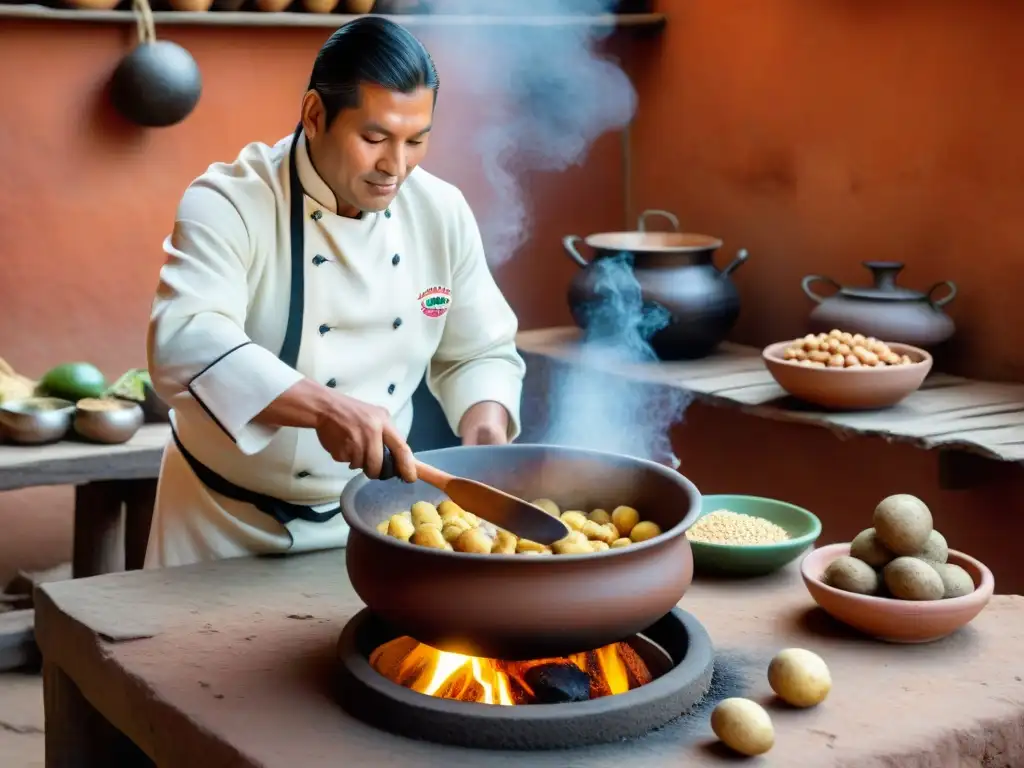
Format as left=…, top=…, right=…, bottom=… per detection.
left=802, top=261, right=956, bottom=349
left=564, top=209, right=750, bottom=360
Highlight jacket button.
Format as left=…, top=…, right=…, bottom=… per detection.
left=391, top=253, right=400, bottom=266
left=311, top=210, right=323, bottom=221
left=387, top=383, right=396, bottom=395
left=296, top=471, right=311, bottom=479
left=312, top=255, right=327, bottom=266
left=325, top=378, right=337, bottom=388
left=392, top=317, right=402, bottom=329
left=318, top=324, right=330, bottom=336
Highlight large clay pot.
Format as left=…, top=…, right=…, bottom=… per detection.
left=802, top=262, right=956, bottom=349
left=341, top=443, right=702, bottom=660
left=564, top=210, right=750, bottom=361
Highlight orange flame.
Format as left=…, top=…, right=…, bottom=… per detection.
left=370, top=637, right=651, bottom=705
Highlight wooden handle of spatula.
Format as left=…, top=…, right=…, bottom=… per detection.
left=414, top=460, right=454, bottom=491
left=376, top=446, right=453, bottom=490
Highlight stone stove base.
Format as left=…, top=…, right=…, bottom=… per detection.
left=335, top=607, right=715, bottom=750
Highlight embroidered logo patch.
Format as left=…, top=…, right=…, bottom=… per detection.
left=419, top=286, right=451, bottom=318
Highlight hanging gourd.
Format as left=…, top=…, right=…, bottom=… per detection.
left=108, top=0, right=203, bottom=128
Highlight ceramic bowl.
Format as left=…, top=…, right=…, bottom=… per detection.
left=0, top=397, right=75, bottom=445
left=688, top=495, right=821, bottom=577
left=801, top=543, right=994, bottom=643
left=73, top=398, right=144, bottom=444
left=762, top=340, right=932, bottom=410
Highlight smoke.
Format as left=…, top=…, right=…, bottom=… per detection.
left=419, top=0, right=637, bottom=267
left=415, top=1, right=690, bottom=462
left=537, top=254, right=693, bottom=466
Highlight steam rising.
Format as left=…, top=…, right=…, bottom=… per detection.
left=539, top=255, right=693, bottom=466
left=421, top=0, right=637, bottom=267
left=417, top=1, right=690, bottom=462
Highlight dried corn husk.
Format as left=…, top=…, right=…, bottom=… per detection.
left=0, top=357, right=38, bottom=404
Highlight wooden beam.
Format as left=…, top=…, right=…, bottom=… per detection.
left=0, top=5, right=668, bottom=31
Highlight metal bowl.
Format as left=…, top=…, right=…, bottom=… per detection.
left=0, top=397, right=75, bottom=445
left=341, top=444, right=702, bottom=660
left=73, top=398, right=144, bottom=444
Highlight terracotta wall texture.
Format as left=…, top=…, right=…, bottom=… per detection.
left=2, top=1, right=1024, bottom=589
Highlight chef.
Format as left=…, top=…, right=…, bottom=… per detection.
left=144, top=16, right=526, bottom=568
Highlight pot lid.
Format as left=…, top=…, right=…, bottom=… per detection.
left=839, top=261, right=928, bottom=301
left=586, top=231, right=723, bottom=253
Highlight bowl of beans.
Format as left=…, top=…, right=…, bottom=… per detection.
left=686, top=495, right=821, bottom=577
left=763, top=330, right=933, bottom=410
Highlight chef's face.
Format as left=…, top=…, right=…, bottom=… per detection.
left=302, top=83, right=434, bottom=218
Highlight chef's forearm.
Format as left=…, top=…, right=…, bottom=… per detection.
left=253, top=378, right=338, bottom=429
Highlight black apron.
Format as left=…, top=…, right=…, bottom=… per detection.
left=171, top=126, right=395, bottom=527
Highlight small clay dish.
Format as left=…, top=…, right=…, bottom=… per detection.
left=801, top=542, right=994, bottom=643
left=688, top=495, right=821, bottom=577
left=73, top=398, right=144, bottom=444
left=0, top=397, right=75, bottom=445
left=763, top=340, right=932, bottom=410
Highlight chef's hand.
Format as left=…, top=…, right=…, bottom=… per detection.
left=459, top=401, right=510, bottom=446
left=315, top=393, right=417, bottom=482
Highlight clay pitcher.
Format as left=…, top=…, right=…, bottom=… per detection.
left=564, top=210, right=750, bottom=361
left=802, top=261, right=956, bottom=348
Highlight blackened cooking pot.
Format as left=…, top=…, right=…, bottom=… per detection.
left=340, top=444, right=702, bottom=660
left=565, top=209, right=750, bottom=360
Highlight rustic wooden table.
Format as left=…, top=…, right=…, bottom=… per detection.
left=33, top=550, right=1024, bottom=767
left=516, top=327, right=1024, bottom=485
left=0, top=424, right=168, bottom=576
left=0, top=424, right=168, bottom=670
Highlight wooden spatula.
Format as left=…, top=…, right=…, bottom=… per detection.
left=378, top=447, right=570, bottom=545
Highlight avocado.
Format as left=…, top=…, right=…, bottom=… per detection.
left=38, top=362, right=107, bottom=401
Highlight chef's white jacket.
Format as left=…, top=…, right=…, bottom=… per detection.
left=144, top=131, right=525, bottom=568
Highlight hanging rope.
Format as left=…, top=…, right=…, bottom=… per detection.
left=131, top=0, right=157, bottom=45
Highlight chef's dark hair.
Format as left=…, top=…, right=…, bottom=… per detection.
left=309, top=16, right=439, bottom=127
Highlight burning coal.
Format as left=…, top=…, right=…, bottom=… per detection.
left=370, top=635, right=653, bottom=706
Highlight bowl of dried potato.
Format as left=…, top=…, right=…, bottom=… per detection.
left=687, top=495, right=821, bottom=577
left=763, top=330, right=932, bottom=410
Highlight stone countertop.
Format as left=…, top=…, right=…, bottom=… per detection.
left=34, top=550, right=1024, bottom=767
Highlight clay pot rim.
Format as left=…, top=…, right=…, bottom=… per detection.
left=341, top=443, right=703, bottom=563
left=762, top=340, right=933, bottom=372
left=585, top=231, right=724, bottom=253
left=801, top=542, right=996, bottom=610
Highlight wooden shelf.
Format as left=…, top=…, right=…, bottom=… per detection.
left=517, top=327, right=1024, bottom=465
left=0, top=5, right=666, bottom=30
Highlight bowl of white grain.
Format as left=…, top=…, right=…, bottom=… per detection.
left=685, top=495, right=821, bottom=577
